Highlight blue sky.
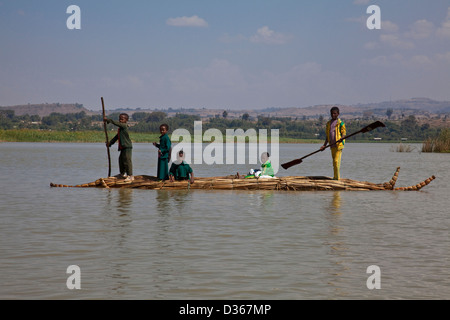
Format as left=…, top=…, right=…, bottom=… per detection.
left=1, top=0, right=450, bottom=111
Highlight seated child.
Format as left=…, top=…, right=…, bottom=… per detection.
left=169, top=150, right=194, bottom=183
left=237, top=152, right=275, bottom=179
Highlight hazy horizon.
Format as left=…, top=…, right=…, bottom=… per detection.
left=1, top=1, right=450, bottom=111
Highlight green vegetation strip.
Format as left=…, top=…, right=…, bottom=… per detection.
left=1, top=129, right=321, bottom=144
left=0, top=129, right=160, bottom=143
left=422, top=128, right=450, bottom=153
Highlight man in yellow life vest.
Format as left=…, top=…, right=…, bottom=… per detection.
left=320, top=106, right=346, bottom=180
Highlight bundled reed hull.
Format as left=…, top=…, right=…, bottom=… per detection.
left=50, top=167, right=436, bottom=192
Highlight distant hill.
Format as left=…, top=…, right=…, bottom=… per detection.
left=250, top=98, right=450, bottom=118
left=353, top=97, right=450, bottom=113
left=1, top=98, right=449, bottom=119
left=0, top=103, right=96, bottom=117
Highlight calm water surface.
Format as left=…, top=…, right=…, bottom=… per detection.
left=0, top=142, right=449, bottom=299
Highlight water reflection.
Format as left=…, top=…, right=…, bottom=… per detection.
left=151, top=190, right=197, bottom=298
left=236, top=191, right=276, bottom=213
left=155, top=190, right=191, bottom=215
left=156, top=190, right=170, bottom=215
left=103, top=189, right=133, bottom=227
left=331, top=191, right=342, bottom=215
left=101, top=189, right=134, bottom=296
left=117, top=189, right=133, bottom=217
left=259, top=192, right=275, bottom=210
left=325, top=191, right=351, bottom=297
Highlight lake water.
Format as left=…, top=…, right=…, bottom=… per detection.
left=0, top=142, right=449, bottom=300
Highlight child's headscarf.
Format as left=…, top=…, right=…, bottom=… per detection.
left=173, top=150, right=185, bottom=165
left=261, top=152, right=270, bottom=164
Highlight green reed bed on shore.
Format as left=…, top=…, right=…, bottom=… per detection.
left=4, top=129, right=429, bottom=145
left=1, top=129, right=322, bottom=144
left=390, top=143, right=416, bottom=152
left=422, top=128, right=450, bottom=153
left=0, top=129, right=161, bottom=143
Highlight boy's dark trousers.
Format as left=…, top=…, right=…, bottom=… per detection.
left=119, top=148, right=133, bottom=176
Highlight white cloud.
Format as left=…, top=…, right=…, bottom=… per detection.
left=436, top=51, right=450, bottom=65
left=166, top=15, right=208, bottom=27
left=363, top=53, right=436, bottom=69
left=250, top=26, right=292, bottom=45
left=220, top=27, right=292, bottom=45
left=381, top=20, right=399, bottom=33
left=437, top=7, right=450, bottom=38
left=379, top=34, right=414, bottom=49
left=405, top=55, right=434, bottom=68
left=363, top=54, right=404, bottom=67
left=363, top=16, right=442, bottom=50
left=407, top=19, right=434, bottom=39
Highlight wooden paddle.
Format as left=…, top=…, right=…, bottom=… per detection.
left=101, top=97, right=111, bottom=177
left=281, top=121, right=386, bottom=170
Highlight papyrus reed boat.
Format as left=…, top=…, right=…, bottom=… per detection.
left=50, top=167, right=435, bottom=191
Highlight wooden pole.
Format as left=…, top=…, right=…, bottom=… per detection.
left=101, top=97, right=111, bottom=177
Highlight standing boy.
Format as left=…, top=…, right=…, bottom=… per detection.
left=153, top=123, right=171, bottom=180
left=320, top=106, right=346, bottom=180
left=104, top=113, right=133, bottom=181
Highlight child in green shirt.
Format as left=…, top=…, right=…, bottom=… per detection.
left=153, top=123, right=171, bottom=180
left=169, top=150, right=194, bottom=183
left=237, top=152, right=275, bottom=179
left=104, top=113, right=133, bottom=181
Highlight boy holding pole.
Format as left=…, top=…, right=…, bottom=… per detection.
left=104, top=113, right=134, bottom=181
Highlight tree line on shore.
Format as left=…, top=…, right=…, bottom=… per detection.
left=0, top=109, right=448, bottom=143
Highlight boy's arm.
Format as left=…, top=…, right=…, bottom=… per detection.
left=320, top=137, right=328, bottom=150
left=106, top=118, right=127, bottom=130
left=103, top=117, right=119, bottom=146
left=187, top=165, right=194, bottom=183
left=169, top=163, right=175, bottom=176
left=189, top=170, right=194, bottom=183
left=169, top=163, right=177, bottom=182
left=109, top=134, right=118, bottom=146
